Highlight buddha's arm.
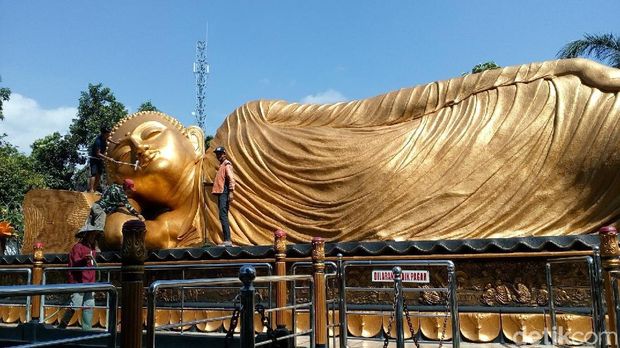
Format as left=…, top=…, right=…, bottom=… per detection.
left=144, top=210, right=195, bottom=249
left=142, top=219, right=169, bottom=249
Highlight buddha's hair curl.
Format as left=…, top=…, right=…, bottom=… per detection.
left=109, top=111, right=190, bottom=139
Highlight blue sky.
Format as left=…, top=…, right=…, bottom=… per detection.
left=1, top=0, right=619, bottom=153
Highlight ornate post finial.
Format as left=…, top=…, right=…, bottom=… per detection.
left=33, top=242, right=45, bottom=263
left=392, top=266, right=402, bottom=278
left=239, top=265, right=257, bottom=287
left=311, top=237, right=325, bottom=265
left=600, top=225, right=620, bottom=258
left=274, top=229, right=287, bottom=258
left=121, top=220, right=147, bottom=265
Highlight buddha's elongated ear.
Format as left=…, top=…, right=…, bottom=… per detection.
left=186, top=126, right=205, bottom=157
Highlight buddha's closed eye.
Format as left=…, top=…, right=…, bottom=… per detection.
left=115, top=145, right=132, bottom=162
left=140, top=123, right=166, bottom=141
left=143, top=128, right=162, bottom=140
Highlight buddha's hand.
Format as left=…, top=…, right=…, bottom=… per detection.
left=138, top=214, right=145, bottom=222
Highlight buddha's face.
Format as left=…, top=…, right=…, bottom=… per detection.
left=107, top=114, right=198, bottom=198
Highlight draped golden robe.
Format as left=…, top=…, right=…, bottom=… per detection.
left=204, top=59, right=620, bottom=245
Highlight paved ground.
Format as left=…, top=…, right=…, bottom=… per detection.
left=294, top=337, right=593, bottom=348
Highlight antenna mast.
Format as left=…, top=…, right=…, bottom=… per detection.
left=193, top=24, right=209, bottom=131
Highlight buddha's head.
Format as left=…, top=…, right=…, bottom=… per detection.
left=105, top=111, right=205, bottom=204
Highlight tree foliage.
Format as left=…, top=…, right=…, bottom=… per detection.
left=0, top=74, right=9, bottom=121
left=0, top=82, right=137, bottom=236
left=57, top=83, right=127, bottom=189
left=471, top=61, right=501, bottom=74
left=137, top=100, right=159, bottom=112
left=0, top=139, right=47, bottom=237
left=461, top=61, right=501, bottom=76
left=557, top=33, right=620, bottom=68
left=15, top=83, right=129, bottom=192
left=0, top=87, right=10, bottom=121
left=70, top=83, right=127, bottom=150
left=30, top=132, right=80, bottom=189
left=205, top=135, right=213, bottom=149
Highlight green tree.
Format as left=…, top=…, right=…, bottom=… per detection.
left=0, top=87, right=9, bottom=121
left=461, top=61, right=501, bottom=76
left=67, top=83, right=127, bottom=188
left=24, top=83, right=128, bottom=191
left=69, top=83, right=127, bottom=150
left=0, top=139, right=47, bottom=237
left=70, top=167, right=91, bottom=192
left=30, top=132, right=80, bottom=189
left=0, top=75, right=10, bottom=121
left=471, top=61, right=501, bottom=73
left=205, top=135, right=213, bottom=149
left=0, top=83, right=129, bottom=235
left=137, top=100, right=159, bottom=112
left=557, top=33, right=620, bottom=68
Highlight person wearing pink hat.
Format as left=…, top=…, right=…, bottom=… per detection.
left=77, top=178, right=144, bottom=237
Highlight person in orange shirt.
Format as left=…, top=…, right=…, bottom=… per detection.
left=212, top=147, right=235, bottom=246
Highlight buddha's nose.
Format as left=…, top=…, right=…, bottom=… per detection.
left=129, top=135, right=150, bottom=154
left=136, top=144, right=150, bottom=154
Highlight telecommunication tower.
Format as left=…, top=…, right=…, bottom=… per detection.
left=193, top=27, right=210, bottom=131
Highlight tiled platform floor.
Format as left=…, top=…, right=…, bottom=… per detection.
left=294, top=337, right=593, bottom=348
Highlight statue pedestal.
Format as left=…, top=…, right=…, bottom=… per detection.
left=22, top=189, right=99, bottom=254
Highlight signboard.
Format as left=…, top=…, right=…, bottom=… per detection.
left=371, top=270, right=430, bottom=283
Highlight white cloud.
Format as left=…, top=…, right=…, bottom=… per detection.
left=300, top=89, right=348, bottom=104
left=2, top=93, right=76, bottom=154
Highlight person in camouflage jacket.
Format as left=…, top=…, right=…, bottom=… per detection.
left=78, top=178, right=144, bottom=234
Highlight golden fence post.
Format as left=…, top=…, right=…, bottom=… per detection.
left=600, top=225, right=620, bottom=348
left=274, top=229, right=287, bottom=328
left=312, top=237, right=327, bottom=348
left=121, top=220, right=147, bottom=348
left=31, top=242, right=44, bottom=322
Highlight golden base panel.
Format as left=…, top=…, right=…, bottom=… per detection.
left=0, top=305, right=595, bottom=344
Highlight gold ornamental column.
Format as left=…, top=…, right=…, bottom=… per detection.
left=312, top=237, right=327, bottom=348
left=121, top=220, right=147, bottom=348
left=600, top=225, right=620, bottom=348
left=31, top=242, right=45, bottom=322
left=274, top=229, right=287, bottom=328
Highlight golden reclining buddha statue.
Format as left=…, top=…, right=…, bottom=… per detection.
left=102, top=58, right=620, bottom=249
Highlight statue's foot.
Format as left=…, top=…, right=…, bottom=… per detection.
left=563, top=58, right=620, bottom=90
